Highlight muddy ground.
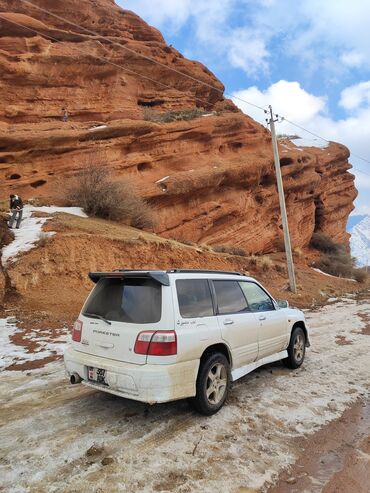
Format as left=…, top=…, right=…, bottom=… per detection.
left=0, top=293, right=369, bottom=493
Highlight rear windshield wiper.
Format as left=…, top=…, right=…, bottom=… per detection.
left=84, top=312, right=112, bottom=326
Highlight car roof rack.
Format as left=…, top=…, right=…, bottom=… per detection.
left=166, top=269, right=243, bottom=276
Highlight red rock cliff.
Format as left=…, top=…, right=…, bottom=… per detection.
left=0, top=0, right=357, bottom=252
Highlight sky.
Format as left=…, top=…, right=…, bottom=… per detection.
left=121, top=0, right=370, bottom=216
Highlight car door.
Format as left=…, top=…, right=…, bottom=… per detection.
left=174, top=278, right=221, bottom=362
left=239, top=281, right=288, bottom=360
left=213, top=280, right=259, bottom=369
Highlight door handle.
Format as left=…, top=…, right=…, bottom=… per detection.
left=258, top=315, right=266, bottom=321
left=223, top=319, right=234, bottom=325
left=97, top=343, right=114, bottom=349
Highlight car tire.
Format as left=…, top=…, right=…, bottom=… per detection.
left=190, top=352, right=231, bottom=415
left=284, top=326, right=306, bottom=369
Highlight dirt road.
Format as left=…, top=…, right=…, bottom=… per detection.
left=1, top=294, right=369, bottom=493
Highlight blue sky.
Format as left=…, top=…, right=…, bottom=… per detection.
left=121, top=0, right=370, bottom=215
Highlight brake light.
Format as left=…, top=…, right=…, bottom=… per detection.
left=134, top=331, right=177, bottom=356
left=72, top=320, right=83, bottom=342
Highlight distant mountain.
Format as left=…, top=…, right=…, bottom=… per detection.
left=347, top=215, right=367, bottom=231
left=349, top=215, right=370, bottom=267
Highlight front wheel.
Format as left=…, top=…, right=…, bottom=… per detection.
left=190, top=352, right=230, bottom=415
left=284, top=326, right=306, bottom=369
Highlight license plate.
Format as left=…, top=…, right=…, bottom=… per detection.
left=88, top=367, right=106, bottom=384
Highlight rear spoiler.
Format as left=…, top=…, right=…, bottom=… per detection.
left=88, top=270, right=170, bottom=286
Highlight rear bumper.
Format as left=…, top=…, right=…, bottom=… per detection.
left=64, top=346, right=199, bottom=404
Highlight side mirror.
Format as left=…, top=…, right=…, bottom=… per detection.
left=277, top=300, right=289, bottom=309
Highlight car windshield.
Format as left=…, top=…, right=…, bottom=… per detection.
left=83, top=277, right=162, bottom=324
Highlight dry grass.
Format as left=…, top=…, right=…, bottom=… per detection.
left=0, top=214, right=13, bottom=248
left=293, top=247, right=304, bottom=258
left=258, top=256, right=274, bottom=272
left=66, top=161, right=155, bottom=230
left=212, top=245, right=249, bottom=256
left=37, top=231, right=52, bottom=247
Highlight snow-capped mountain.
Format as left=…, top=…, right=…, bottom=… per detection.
left=349, top=215, right=370, bottom=267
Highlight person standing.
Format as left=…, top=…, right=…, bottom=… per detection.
left=9, top=194, right=23, bottom=229
left=62, top=108, right=69, bottom=122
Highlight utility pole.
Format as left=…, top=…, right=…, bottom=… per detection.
left=267, top=105, right=297, bottom=293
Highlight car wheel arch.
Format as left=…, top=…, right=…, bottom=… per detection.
left=200, top=343, right=232, bottom=369
left=290, top=321, right=308, bottom=345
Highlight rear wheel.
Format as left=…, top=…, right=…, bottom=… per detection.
left=190, top=352, right=230, bottom=415
left=284, top=326, right=306, bottom=369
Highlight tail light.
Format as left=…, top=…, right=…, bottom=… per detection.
left=72, top=320, right=83, bottom=342
left=134, top=330, right=177, bottom=356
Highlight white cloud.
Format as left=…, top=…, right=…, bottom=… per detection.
left=121, top=0, right=193, bottom=32
left=340, top=81, right=370, bottom=111
left=227, top=30, right=269, bottom=75
left=120, top=0, right=370, bottom=77
left=232, top=80, right=370, bottom=213
left=341, top=51, right=365, bottom=68
left=233, top=80, right=326, bottom=123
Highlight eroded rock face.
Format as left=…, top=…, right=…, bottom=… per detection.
left=0, top=0, right=357, bottom=253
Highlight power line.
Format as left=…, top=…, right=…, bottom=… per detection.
left=19, top=0, right=370, bottom=175
left=0, top=14, right=219, bottom=110
left=281, top=118, right=370, bottom=178
left=19, top=0, right=266, bottom=113
left=1, top=8, right=370, bottom=180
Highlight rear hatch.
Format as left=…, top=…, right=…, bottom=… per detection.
left=72, top=274, right=173, bottom=365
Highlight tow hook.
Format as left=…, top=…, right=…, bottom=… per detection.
left=70, top=373, right=82, bottom=384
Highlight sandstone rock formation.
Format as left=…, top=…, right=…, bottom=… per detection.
left=0, top=0, right=357, bottom=253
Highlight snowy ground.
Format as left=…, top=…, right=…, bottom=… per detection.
left=0, top=296, right=369, bottom=493
left=2, top=206, right=87, bottom=265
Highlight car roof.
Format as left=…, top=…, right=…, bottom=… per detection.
left=89, top=269, right=257, bottom=285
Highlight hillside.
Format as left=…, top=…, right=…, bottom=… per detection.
left=0, top=0, right=357, bottom=254
left=1, top=210, right=366, bottom=330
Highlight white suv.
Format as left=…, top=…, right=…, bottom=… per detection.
left=64, top=269, right=310, bottom=415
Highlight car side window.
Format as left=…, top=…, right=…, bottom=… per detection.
left=176, top=279, right=214, bottom=318
left=213, top=280, right=250, bottom=315
left=239, top=282, right=275, bottom=312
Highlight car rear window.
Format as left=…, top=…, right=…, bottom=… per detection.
left=213, top=280, right=249, bottom=314
left=176, top=279, right=214, bottom=318
left=83, top=277, right=162, bottom=324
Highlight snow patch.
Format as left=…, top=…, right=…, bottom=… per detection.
left=350, top=214, right=370, bottom=267
left=292, top=137, right=329, bottom=149
left=88, top=124, right=108, bottom=131
left=1, top=205, right=87, bottom=265
left=155, top=176, right=170, bottom=184
left=1, top=300, right=370, bottom=493
left=312, top=267, right=356, bottom=282
left=0, top=318, right=69, bottom=371
left=0, top=318, right=24, bottom=370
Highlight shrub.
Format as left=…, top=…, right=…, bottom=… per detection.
left=311, top=232, right=359, bottom=278
left=248, top=255, right=258, bottom=267
left=143, top=108, right=214, bottom=123
left=354, top=269, right=367, bottom=283
left=212, top=245, right=248, bottom=256
left=310, top=232, right=342, bottom=254
left=315, top=250, right=355, bottom=278
left=173, top=238, right=195, bottom=247
left=66, top=162, right=154, bottom=229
